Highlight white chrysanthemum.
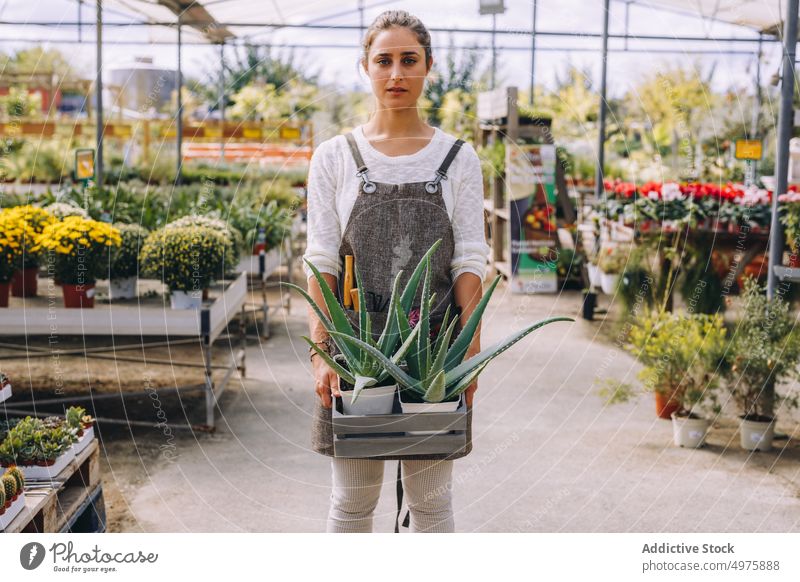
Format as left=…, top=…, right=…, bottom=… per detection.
left=43, top=202, right=89, bottom=219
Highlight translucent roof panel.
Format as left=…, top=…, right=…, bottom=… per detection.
left=637, top=1, right=785, bottom=34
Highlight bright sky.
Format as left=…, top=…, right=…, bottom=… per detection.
left=0, top=0, right=782, bottom=97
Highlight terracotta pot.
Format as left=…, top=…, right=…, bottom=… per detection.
left=0, top=282, right=9, bottom=307
left=62, top=283, right=96, bottom=308
left=655, top=391, right=680, bottom=420
left=11, top=267, right=38, bottom=297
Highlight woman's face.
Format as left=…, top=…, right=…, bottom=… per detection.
left=363, top=26, right=432, bottom=110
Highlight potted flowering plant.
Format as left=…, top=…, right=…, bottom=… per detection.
left=166, top=213, right=242, bottom=268
left=32, top=216, right=121, bottom=308
left=4, top=205, right=55, bottom=297
left=0, top=210, right=25, bottom=307
left=597, top=244, right=628, bottom=294
left=721, top=277, right=800, bottom=451
left=778, top=190, right=800, bottom=256
left=0, top=372, right=11, bottom=403
left=108, top=223, right=148, bottom=299
left=140, top=225, right=234, bottom=309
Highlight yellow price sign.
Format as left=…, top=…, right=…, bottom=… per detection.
left=204, top=125, right=222, bottom=138
left=75, top=149, right=95, bottom=181
left=242, top=127, right=262, bottom=139
left=735, top=139, right=762, bottom=160
left=111, top=125, right=133, bottom=138
left=280, top=126, right=301, bottom=140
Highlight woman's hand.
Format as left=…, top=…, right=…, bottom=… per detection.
left=463, top=343, right=480, bottom=408
left=313, top=356, right=341, bottom=409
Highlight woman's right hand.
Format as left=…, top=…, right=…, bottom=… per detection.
left=313, top=357, right=341, bottom=408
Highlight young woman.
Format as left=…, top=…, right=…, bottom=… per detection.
left=302, top=9, right=490, bottom=533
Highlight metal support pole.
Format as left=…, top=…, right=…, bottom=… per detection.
left=751, top=34, right=762, bottom=139
left=768, top=0, right=799, bottom=300
left=529, top=0, right=537, bottom=106
left=95, top=0, right=103, bottom=189
left=176, top=19, right=183, bottom=184
left=594, top=0, right=611, bottom=201
left=219, top=41, right=225, bottom=162
left=491, top=13, right=497, bottom=89
left=78, top=0, right=83, bottom=43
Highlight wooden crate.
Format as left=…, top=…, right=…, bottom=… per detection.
left=2, top=438, right=102, bottom=533
left=332, top=393, right=467, bottom=458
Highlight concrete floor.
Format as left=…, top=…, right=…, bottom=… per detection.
left=116, top=281, right=800, bottom=533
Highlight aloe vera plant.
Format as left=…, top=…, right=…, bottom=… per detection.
left=283, top=239, right=445, bottom=403
left=329, top=258, right=573, bottom=403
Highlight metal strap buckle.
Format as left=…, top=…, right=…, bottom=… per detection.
left=356, top=169, right=377, bottom=193
left=424, top=170, right=448, bottom=194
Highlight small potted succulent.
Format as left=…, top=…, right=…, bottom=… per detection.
left=597, top=244, right=628, bottom=294
left=4, top=205, right=56, bottom=298
left=721, top=277, right=800, bottom=451
left=0, top=416, right=76, bottom=478
left=286, top=241, right=445, bottom=415
left=65, top=406, right=96, bottom=454
left=140, top=225, right=234, bottom=309
left=32, top=216, right=122, bottom=308
left=0, top=466, right=27, bottom=529
left=108, top=223, right=149, bottom=300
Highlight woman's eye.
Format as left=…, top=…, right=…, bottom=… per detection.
left=403, top=58, right=417, bottom=65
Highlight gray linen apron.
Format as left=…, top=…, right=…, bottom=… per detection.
left=309, top=131, right=475, bottom=530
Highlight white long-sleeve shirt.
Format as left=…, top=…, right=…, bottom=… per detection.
left=302, top=124, right=491, bottom=282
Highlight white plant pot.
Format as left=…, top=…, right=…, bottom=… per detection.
left=670, top=412, right=711, bottom=448
left=587, top=263, right=601, bottom=288
left=600, top=272, right=619, bottom=294
left=170, top=289, right=203, bottom=310
left=340, top=383, right=397, bottom=416
left=0, top=491, right=26, bottom=531
left=71, top=425, right=95, bottom=456
left=739, top=416, right=775, bottom=452
left=109, top=276, right=137, bottom=300
left=399, top=392, right=462, bottom=436
left=0, top=383, right=11, bottom=404
left=7, top=446, right=76, bottom=479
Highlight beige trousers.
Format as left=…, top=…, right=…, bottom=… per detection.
left=326, top=458, right=455, bottom=533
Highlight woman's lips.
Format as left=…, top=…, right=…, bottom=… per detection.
left=387, top=88, right=407, bottom=94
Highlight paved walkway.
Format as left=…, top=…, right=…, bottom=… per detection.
left=123, top=281, right=800, bottom=532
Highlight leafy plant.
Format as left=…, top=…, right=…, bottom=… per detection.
left=110, top=223, right=148, bottom=280
left=721, top=277, right=800, bottom=420
left=0, top=416, right=75, bottom=466
left=620, top=310, right=728, bottom=415
left=284, top=240, right=446, bottom=403
left=597, top=244, right=629, bottom=275
left=330, top=261, right=572, bottom=404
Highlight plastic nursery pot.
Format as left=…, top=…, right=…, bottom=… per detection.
left=109, top=276, right=137, bottom=300
left=599, top=272, right=619, bottom=295
left=332, top=354, right=396, bottom=416
left=587, top=263, right=601, bottom=288
left=399, top=390, right=462, bottom=436
left=0, top=282, right=9, bottom=308
left=170, top=289, right=203, bottom=310
left=11, top=267, right=38, bottom=298
left=581, top=290, right=596, bottom=321
left=655, top=391, right=680, bottom=420
left=62, top=283, right=95, bottom=308
left=670, top=411, right=711, bottom=448
left=739, top=415, right=775, bottom=452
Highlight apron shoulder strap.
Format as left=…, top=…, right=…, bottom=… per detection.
left=435, top=138, right=465, bottom=178
left=344, top=132, right=368, bottom=174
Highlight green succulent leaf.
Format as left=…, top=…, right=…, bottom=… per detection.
left=399, top=239, right=442, bottom=313
left=350, top=374, right=379, bottom=404
left=445, top=316, right=573, bottom=386
left=444, top=360, right=490, bottom=401
left=445, top=275, right=502, bottom=370
left=424, top=369, right=447, bottom=402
